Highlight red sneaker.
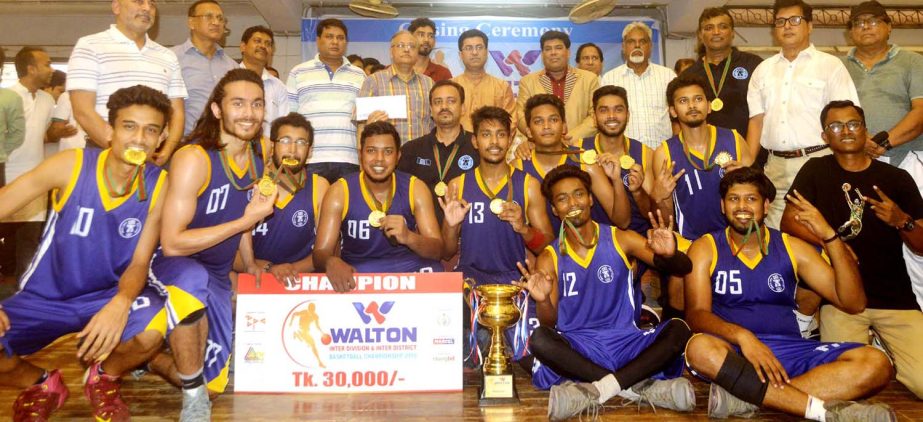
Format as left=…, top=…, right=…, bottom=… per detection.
left=12, top=369, right=70, bottom=422
left=83, top=362, right=130, bottom=422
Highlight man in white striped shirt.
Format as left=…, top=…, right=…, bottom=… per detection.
left=601, top=21, right=676, bottom=149
left=67, top=0, right=186, bottom=166
left=287, top=18, right=366, bottom=183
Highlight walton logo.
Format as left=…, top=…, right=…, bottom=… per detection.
left=353, top=301, right=395, bottom=325
left=489, top=49, right=541, bottom=77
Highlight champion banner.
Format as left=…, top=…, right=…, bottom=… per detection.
left=301, top=16, right=663, bottom=94
left=234, top=272, right=463, bottom=393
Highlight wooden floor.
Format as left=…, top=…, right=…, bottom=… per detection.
left=0, top=335, right=921, bottom=421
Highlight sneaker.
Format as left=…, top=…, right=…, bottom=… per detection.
left=548, top=381, right=603, bottom=421
left=630, top=377, right=695, bottom=412
left=12, top=369, right=70, bottom=422
left=179, top=385, right=212, bottom=422
left=825, top=400, right=896, bottom=422
left=83, top=362, right=130, bottom=422
left=708, top=383, right=759, bottom=419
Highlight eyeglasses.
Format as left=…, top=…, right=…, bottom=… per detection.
left=392, top=42, right=418, bottom=50
left=852, top=17, right=884, bottom=29
left=773, top=15, right=805, bottom=28
left=461, top=45, right=485, bottom=52
left=192, top=14, right=226, bottom=24
left=275, top=137, right=310, bottom=146
left=825, top=120, right=864, bottom=134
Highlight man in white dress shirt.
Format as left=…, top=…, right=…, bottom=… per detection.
left=239, top=25, right=290, bottom=136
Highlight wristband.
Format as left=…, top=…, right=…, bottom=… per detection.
left=524, top=226, right=546, bottom=251
left=652, top=251, right=693, bottom=276
left=822, top=233, right=839, bottom=244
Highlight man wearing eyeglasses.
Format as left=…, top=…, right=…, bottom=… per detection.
left=451, top=29, right=516, bottom=133
left=746, top=0, right=859, bottom=230
left=171, top=0, right=238, bottom=137
left=781, top=100, right=923, bottom=399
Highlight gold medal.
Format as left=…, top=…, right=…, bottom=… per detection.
left=434, top=181, right=447, bottom=197
left=580, top=150, right=597, bottom=165
left=258, top=175, right=277, bottom=196
left=619, top=155, right=635, bottom=170
left=489, top=198, right=505, bottom=215
left=711, top=98, right=724, bottom=112
left=123, top=147, right=147, bottom=166
left=368, top=210, right=386, bottom=228
left=565, top=209, right=581, bottom=219
left=281, top=157, right=299, bottom=167
left=713, top=151, right=733, bottom=167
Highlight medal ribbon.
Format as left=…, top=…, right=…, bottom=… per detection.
left=680, top=130, right=716, bottom=172
left=476, top=166, right=514, bottom=203
left=218, top=141, right=260, bottom=191
left=729, top=221, right=768, bottom=257
left=559, top=219, right=599, bottom=257
left=104, top=160, right=147, bottom=202
left=703, top=54, right=733, bottom=101
left=433, top=143, right=460, bottom=184
left=360, top=172, right=395, bottom=214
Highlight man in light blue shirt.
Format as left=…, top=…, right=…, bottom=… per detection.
left=171, top=0, right=238, bottom=137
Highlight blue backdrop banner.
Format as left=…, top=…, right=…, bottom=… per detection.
left=301, top=16, right=663, bottom=94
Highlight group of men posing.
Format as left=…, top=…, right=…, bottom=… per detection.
left=1, top=3, right=923, bottom=422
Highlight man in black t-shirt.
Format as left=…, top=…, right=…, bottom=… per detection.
left=782, top=100, right=923, bottom=399
left=398, top=80, right=478, bottom=223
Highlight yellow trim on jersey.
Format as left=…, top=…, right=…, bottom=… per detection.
left=176, top=145, right=211, bottom=197
left=409, top=175, right=419, bottom=215
left=456, top=173, right=466, bottom=200
left=523, top=173, right=532, bottom=223
left=339, top=179, right=350, bottom=220
left=676, top=232, right=693, bottom=253
left=358, top=172, right=396, bottom=213
left=165, top=286, right=206, bottom=321
left=148, top=171, right=168, bottom=213
left=546, top=245, right=559, bottom=277
left=206, top=356, right=231, bottom=393
left=780, top=232, right=805, bottom=283
left=52, top=148, right=84, bottom=212
left=662, top=140, right=672, bottom=163
left=703, top=233, right=718, bottom=277
left=679, top=125, right=718, bottom=161
left=311, top=174, right=320, bottom=218
left=95, top=149, right=142, bottom=212
left=512, top=159, right=524, bottom=172
left=530, top=149, right=567, bottom=179
left=145, top=307, right=168, bottom=338
left=724, top=227, right=770, bottom=270
left=564, top=222, right=599, bottom=269
left=611, top=226, right=633, bottom=269
left=474, top=166, right=511, bottom=199
left=641, top=144, right=652, bottom=172
left=275, top=188, right=295, bottom=209
left=732, top=129, right=743, bottom=160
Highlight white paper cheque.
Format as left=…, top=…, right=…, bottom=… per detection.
left=234, top=272, right=464, bottom=393
left=355, top=95, right=408, bottom=120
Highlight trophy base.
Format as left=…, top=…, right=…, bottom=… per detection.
left=479, top=373, right=520, bottom=406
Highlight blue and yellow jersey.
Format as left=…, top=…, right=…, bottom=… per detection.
left=252, top=173, right=321, bottom=264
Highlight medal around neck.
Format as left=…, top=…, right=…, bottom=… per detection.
left=368, top=210, right=386, bottom=228
left=281, top=157, right=299, bottom=167
left=258, top=175, right=277, bottom=196
left=434, top=181, right=448, bottom=197
left=711, top=98, right=724, bottom=112
left=713, top=151, right=732, bottom=167
left=619, top=155, right=635, bottom=170
left=123, top=147, right=147, bottom=166
left=489, top=198, right=505, bottom=215
left=580, top=150, right=597, bottom=165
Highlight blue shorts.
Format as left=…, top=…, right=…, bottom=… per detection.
left=0, top=287, right=166, bottom=357
left=532, top=321, right=685, bottom=390
left=148, top=255, right=232, bottom=394
left=742, top=334, right=864, bottom=379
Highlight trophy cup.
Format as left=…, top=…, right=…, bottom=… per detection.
left=475, top=284, right=522, bottom=405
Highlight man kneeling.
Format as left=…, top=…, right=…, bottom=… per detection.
left=684, top=167, right=894, bottom=420
left=517, top=165, right=696, bottom=420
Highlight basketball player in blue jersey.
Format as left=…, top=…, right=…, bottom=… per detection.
left=514, top=94, right=631, bottom=233
left=0, top=86, right=171, bottom=421
left=236, top=113, right=328, bottom=284
left=516, top=165, right=697, bottom=420
left=314, top=121, right=444, bottom=293
left=684, top=167, right=894, bottom=421
left=651, top=74, right=752, bottom=241
left=147, top=69, right=277, bottom=420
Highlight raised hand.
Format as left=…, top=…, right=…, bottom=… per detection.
left=437, top=183, right=471, bottom=227
left=244, top=186, right=278, bottom=224
left=651, top=160, right=685, bottom=203
left=512, top=261, right=553, bottom=303
left=785, top=189, right=836, bottom=239
left=646, top=210, right=676, bottom=256
left=597, top=152, right=619, bottom=180
left=497, top=200, right=526, bottom=233
left=864, top=185, right=911, bottom=228
left=627, top=164, right=644, bottom=193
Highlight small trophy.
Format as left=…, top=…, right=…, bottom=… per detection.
left=475, top=284, right=522, bottom=405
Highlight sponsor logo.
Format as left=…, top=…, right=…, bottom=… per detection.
left=732, top=67, right=749, bottom=80
left=353, top=301, right=395, bottom=325
left=244, top=345, right=264, bottom=363
left=118, top=218, right=143, bottom=239
left=244, top=312, right=266, bottom=332
left=432, top=353, right=456, bottom=363
left=490, top=49, right=541, bottom=77
left=433, top=337, right=455, bottom=345
left=416, top=157, right=432, bottom=166
left=457, top=155, right=474, bottom=170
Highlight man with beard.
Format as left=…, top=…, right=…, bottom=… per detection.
left=685, top=167, right=894, bottom=420
left=237, top=113, right=328, bottom=285
left=313, top=121, right=444, bottom=293
left=409, top=18, right=452, bottom=82
left=439, top=106, right=552, bottom=365
left=146, top=69, right=276, bottom=420
left=239, top=26, right=289, bottom=136
left=398, top=80, right=478, bottom=223
left=782, top=100, right=923, bottom=398
left=516, top=165, right=696, bottom=420
left=515, top=94, right=631, bottom=233
left=652, top=75, right=751, bottom=241
left=601, top=21, right=675, bottom=149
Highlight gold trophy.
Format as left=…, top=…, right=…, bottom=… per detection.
left=475, top=284, right=522, bottom=405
